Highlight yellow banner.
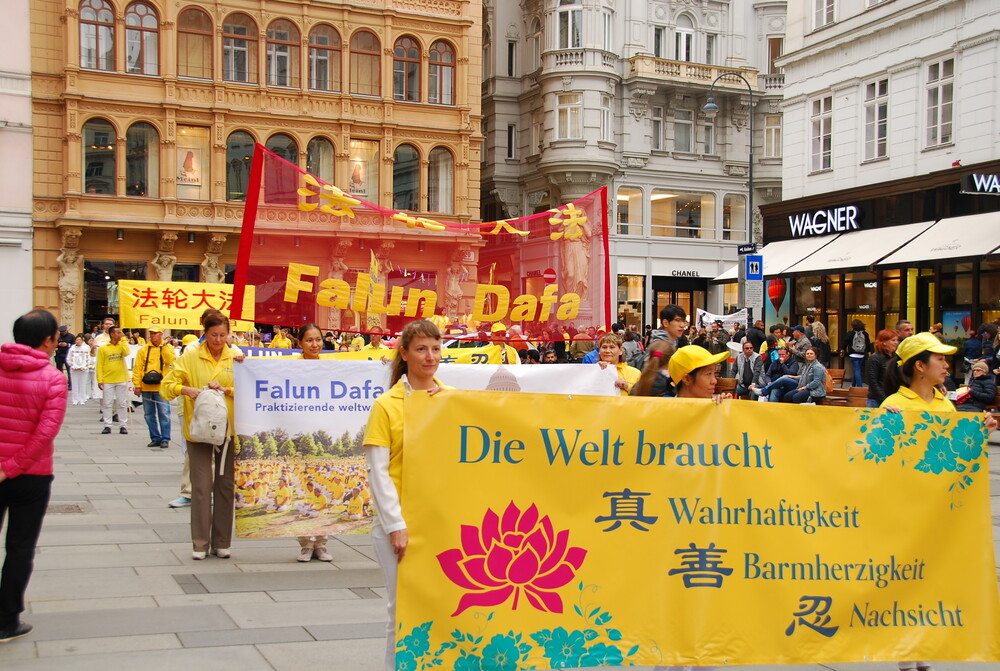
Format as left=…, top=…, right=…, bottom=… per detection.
left=250, top=344, right=515, bottom=364
left=119, top=279, right=255, bottom=330
left=397, top=394, right=1000, bottom=667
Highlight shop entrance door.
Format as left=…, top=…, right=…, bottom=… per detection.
left=652, top=276, right=707, bottom=327
left=916, top=275, right=935, bottom=330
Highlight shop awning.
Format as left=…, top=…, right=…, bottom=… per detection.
left=712, top=234, right=838, bottom=281
left=876, top=211, right=1000, bottom=267
left=782, top=220, right=936, bottom=274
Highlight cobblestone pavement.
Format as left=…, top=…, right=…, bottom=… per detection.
left=0, top=401, right=998, bottom=670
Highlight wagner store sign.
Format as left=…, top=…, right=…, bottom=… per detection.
left=959, top=173, right=1000, bottom=195
left=788, top=204, right=865, bottom=238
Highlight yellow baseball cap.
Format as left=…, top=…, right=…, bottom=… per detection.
left=148, top=327, right=163, bottom=333
left=668, top=345, right=729, bottom=383
left=895, top=332, right=957, bottom=365
left=181, top=334, right=198, bottom=346
left=491, top=322, right=507, bottom=333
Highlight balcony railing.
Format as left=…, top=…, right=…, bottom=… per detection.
left=627, top=56, right=760, bottom=90
left=761, top=73, right=785, bottom=90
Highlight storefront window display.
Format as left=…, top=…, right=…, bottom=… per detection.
left=84, top=261, right=147, bottom=325
left=722, top=194, right=746, bottom=242
left=616, top=275, right=644, bottom=330
left=616, top=187, right=643, bottom=236
left=979, top=260, right=1000, bottom=323
left=178, top=125, right=211, bottom=200
left=651, top=190, right=715, bottom=239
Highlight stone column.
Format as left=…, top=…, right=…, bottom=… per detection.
left=151, top=231, right=178, bottom=282
left=56, top=227, right=83, bottom=331
left=200, top=233, right=227, bottom=283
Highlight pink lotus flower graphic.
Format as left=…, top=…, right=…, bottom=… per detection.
left=436, top=501, right=587, bottom=616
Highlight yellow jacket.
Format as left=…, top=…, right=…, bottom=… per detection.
left=881, top=386, right=956, bottom=413
left=160, top=344, right=236, bottom=442
left=269, top=334, right=292, bottom=349
left=132, top=344, right=177, bottom=392
left=615, top=362, right=642, bottom=396
left=96, top=340, right=131, bottom=384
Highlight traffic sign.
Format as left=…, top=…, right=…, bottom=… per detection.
left=745, top=255, right=763, bottom=282
left=738, top=243, right=758, bottom=255
left=542, top=268, right=557, bottom=284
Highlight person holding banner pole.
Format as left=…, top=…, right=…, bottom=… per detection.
left=362, top=319, right=451, bottom=671
left=292, top=324, right=334, bottom=563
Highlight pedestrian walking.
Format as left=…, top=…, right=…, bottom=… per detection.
left=132, top=327, right=176, bottom=448
left=0, top=310, right=68, bottom=643
left=96, top=326, right=131, bottom=435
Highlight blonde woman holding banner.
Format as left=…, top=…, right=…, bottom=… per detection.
left=363, top=319, right=451, bottom=671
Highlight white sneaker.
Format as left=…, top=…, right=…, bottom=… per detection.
left=192, top=551, right=206, bottom=560
left=213, top=548, right=231, bottom=559
left=297, top=547, right=313, bottom=562
left=313, top=547, right=333, bottom=562
left=748, top=384, right=762, bottom=397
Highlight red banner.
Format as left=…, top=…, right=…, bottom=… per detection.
left=231, top=145, right=610, bottom=339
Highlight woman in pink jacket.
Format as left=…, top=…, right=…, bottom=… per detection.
left=0, top=310, right=67, bottom=644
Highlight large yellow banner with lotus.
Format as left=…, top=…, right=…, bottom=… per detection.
left=396, top=393, right=1000, bottom=668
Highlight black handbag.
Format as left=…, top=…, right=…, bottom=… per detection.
left=140, top=346, right=164, bottom=385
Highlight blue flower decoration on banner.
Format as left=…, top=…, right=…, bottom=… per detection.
left=916, top=434, right=960, bottom=474
left=950, top=417, right=987, bottom=461
left=454, top=656, right=483, bottom=671
left=538, top=627, right=586, bottom=668
left=864, top=426, right=896, bottom=462
left=580, top=641, right=625, bottom=666
left=481, top=634, right=521, bottom=671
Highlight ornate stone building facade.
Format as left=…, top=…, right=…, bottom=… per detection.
left=32, top=0, right=481, bottom=332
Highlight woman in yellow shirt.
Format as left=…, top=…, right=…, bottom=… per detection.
left=292, top=323, right=334, bottom=563
left=363, top=319, right=449, bottom=671
left=594, top=332, right=641, bottom=395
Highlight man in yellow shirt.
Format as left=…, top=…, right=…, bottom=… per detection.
left=269, top=328, right=293, bottom=349
left=132, top=327, right=176, bottom=448
left=361, top=328, right=390, bottom=351
left=96, top=326, right=131, bottom=435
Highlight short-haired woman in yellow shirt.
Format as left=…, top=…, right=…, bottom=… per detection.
left=595, top=332, right=641, bottom=395
left=362, top=319, right=449, bottom=671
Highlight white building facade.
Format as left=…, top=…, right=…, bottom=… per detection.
left=0, top=0, right=33, bottom=339
left=483, top=0, right=785, bottom=329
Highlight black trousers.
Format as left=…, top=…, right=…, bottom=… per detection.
left=0, top=474, right=53, bottom=629
left=55, top=359, right=70, bottom=389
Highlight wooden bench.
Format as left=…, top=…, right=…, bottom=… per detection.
left=846, top=386, right=868, bottom=407
left=828, top=368, right=846, bottom=388
left=716, top=378, right=738, bottom=397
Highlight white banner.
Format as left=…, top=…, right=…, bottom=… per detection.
left=695, top=307, right=749, bottom=331
left=233, top=360, right=616, bottom=538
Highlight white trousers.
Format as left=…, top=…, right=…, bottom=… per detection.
left=70, top=370, right=89, bottom=404
left=371, top=522, right=397, bottom=671
left=100, top=382, right=128, bottom=426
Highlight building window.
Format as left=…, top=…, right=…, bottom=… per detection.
left=558, top=0, right=582, bottom=49
left=392, top=144, right=420, bottom=211
left=616, top=187, right=643, bottom=236
left=349, top=139, right=379, bottom=203
left=428, top=147, right=454, bottom=214
left=600, top=95, right=612, bottom=143
left=675, top=15, right=694, bottom=62
left=483, top=28, right=492, bottom=80
left=266, top=20, right=300, bottom=88
left=723, top=194, right=746, bottom=242
left=222, top=13, right=258, bottom=83
left=125, top=122, right=159, bottom=197
left=264, top=134, right=298, bottom=204
left=863, top=78, right=888, bottom=160
left=811, top=96, right=832, bottom=171
left=532, top=111, right=543, bottom=154
left=764, top=114, right=782, bottom=158
left=309, top=25, right=341, bottom=92
left=83, top=118, right=116, bottom=195
left=651, top=190, right=716, bottom=239
left=177, top=8, right=212, bottom=79
left=176, top=125, right=210, bottom=200
left=926, top=58, right=954, bottom=147
left=506, top=40, right=516, bottom=77
left=704, top=122, right=714, bottom=154
left=306, top=136, right=335, bottom=184
left=351, top=30, right=381, bottom=96
left=651, top=105, right=663, bottom=150
left=80, top=0, right=115, bottom=71
left=393, top=36, right=421, bottom=102
left=768, top=38, right=783, bottom=73
left=602, top=10, right=613, bottom=52
left=226, top=131, right=255, bottom=201
left=705, top=34, right=716, bottom=66
left=653, top=26, right=665, bottom=58
left=429, top=40, right=455, bottom=105
left=557, top=93, right=582, bottom=139
left=674, top=109, right=693, bottom=153
left=125, top=2, right=158, bottom=75
left=506, top=124, right=516, bottom=160
left=814, top=0, right=835, bottom=29
left=529, top=19, right=541, bottom=70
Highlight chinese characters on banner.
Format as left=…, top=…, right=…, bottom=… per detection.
left=395, top=393, right=1000, bottom=667
left=118, top=279, right=256, bottom=330
left=230, top=144, right=610, bottom=338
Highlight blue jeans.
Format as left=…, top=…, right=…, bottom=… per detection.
left=142, top=391, right=170, bottom=442
left=759, top=376, right=797, bottom=402
left=784, top=389, right=814, bottom=404
left=849, top=356, right=865, bottom=387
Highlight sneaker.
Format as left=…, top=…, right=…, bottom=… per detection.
left=168, top=497, right=192, bottom=508
left=297, top=547, right=313, bottom=562
left=0, top=621, right=33, bottom=643
left=192, top=551, right=206, bottom=560
left=120, top=427, right=128, bottom=435
left=313, top=547, right=333, bottom=562
left=213, top=548, right=231, bottom=559
left=748, top=384, right=762, bottom=397
left=101, top=427, right=111, bottom=434
left=147, top=440, right=160, bottom=447
left=160, top=441, right=170, bottom=449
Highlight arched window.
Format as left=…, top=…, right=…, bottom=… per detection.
left=266, top=19, right=300, bottom=87
left=265, top=134, right=298, bottom=204
left=83, top=118, right=116, bottom=195
left=265, top=133, right=297, bottom=163
left=80, top=0, right=115, bottom=71
left=223, top=13, right=258, bottom=83
left=428, top=40, right=455, bottom=105
left=306, top=137, right=335, bottom=184
left=125, top=3, right=158, bottom=75
left=557, top=0, right=582, bottom=50
left=529, top=18, right=542, bottom=71
left=427, top=147, right=453, bottom=214
left=226, top=131, right=255, bottom=201
left=350, top=30, right=380, bottom=96
left=393, top=36, right=420, bottom=102
left=392, top=144, right=419, bottom=211
left=309, top=25, right=341, bottom=92
left=675, top=15, right=694, bottom=62
left=177, top=8, right=212, bottom=79
left=125, top=122, right=159, bottom=197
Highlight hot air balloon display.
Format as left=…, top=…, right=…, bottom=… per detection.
left=767, top=278, right=787, bottom=314
left=962, top=315, right=972, bottom=332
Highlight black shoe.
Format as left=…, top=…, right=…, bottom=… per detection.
left=147, top=440, right=160, bottom=447
left=160, top=441, right=170, bottom=449
left=112, top=414, right=119, bottom=423
left=0, top=621, right=33, bottom=643
left=120, top=427, right=128, bottom=435
left=101, top=427, right=111, bottom=434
